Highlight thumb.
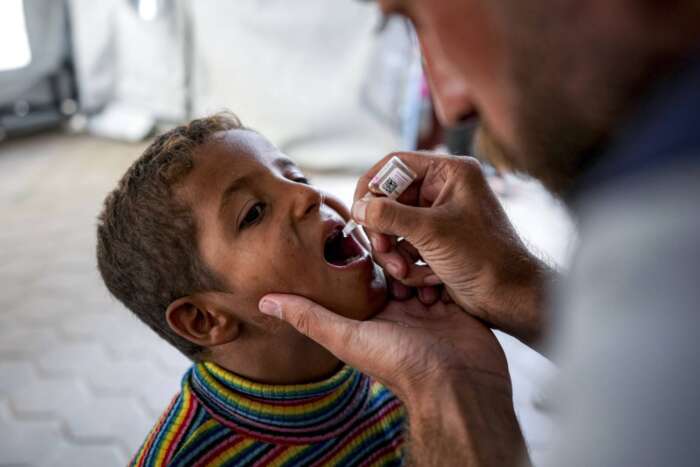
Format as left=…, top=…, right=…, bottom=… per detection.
left=353, top=196, right=429, bottom=245
left=258, top=294, right=360, bottom=364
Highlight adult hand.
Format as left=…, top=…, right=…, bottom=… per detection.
left=355, top=226, right=443, bottom=305
left=258, top=295, right=528, bottom=466
left=353, top=152, right=553, bottom=347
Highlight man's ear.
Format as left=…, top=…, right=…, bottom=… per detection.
left=165, top=294, right=240, bottom=348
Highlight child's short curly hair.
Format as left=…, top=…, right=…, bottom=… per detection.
left=97, top=112, right=243, bottom=359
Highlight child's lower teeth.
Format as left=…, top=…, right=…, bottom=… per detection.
left=344, top=254, right=359, bottom=265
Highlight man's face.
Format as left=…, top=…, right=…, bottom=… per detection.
left=179, top=129, right=387, bottom=323
left=382, top=0, right=662, bottom=194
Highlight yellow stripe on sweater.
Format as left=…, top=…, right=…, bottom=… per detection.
left=369, top=449, right=404, bottom=466
left=205, top=362, right=352, bottom=395
left=206, top=438, right=256, bottom=467
left=153, top=385, right=193, bottom=466
left=268, top=445, right=309, bottom=467
left=178, top=419, right=218, bottom=452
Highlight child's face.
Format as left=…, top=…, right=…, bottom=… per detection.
left=180, top=129, right=387, bottom=322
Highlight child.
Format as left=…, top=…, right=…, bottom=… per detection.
left=96, top=113, right=405, bottom=466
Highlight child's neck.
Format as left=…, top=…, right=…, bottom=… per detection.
left=208, top=333, right=343, bottom=385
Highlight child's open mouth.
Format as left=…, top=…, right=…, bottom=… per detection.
left=323, top=226, right=366, bottom=268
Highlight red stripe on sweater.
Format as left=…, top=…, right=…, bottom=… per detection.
left=254, top=444, right=288, bottom=466
left=363, top=434, right=405, bottom=466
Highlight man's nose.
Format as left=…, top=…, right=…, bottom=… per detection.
left=290, top=183, right=322, bottom=221
left=420, top=37, right=474, bottom=126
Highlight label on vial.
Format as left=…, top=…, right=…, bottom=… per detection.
left=369, top=156, right=417, bottom=199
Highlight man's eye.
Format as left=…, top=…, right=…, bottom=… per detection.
left=240, top=202, right=266, bottom=229
left=293, top=177, right=310, bottom=185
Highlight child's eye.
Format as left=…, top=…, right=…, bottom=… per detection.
left=240, top=202, right=266, bottom=229
left=293, top=177, right=310, bottom=185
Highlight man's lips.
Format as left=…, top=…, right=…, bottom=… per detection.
left=321, top=219, right=370, bottom=269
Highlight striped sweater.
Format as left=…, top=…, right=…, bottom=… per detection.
left=131, top=362, right=406, bottom=466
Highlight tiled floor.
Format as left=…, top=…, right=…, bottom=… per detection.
left=0, top=132, right=574, bottom=466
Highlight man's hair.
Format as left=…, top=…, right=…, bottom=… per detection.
left=96, top=113, right=243, bottom=359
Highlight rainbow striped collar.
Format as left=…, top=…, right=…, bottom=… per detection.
left=187, top=362, right=372, bottom=444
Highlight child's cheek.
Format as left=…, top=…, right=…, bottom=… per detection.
left=253, top=252, right=311, bottom=296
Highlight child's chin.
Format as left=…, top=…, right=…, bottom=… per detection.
left=363, top=293, right=389, bottom=320
left=321, top=263, right=388, bottom=321
left=356, top=276, right=389, bottom=321
left=331, top=284, right=388, bottom=322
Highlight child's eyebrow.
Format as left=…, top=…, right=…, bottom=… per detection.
left=273, top=157, right=297, bottom=171
left=219, top=174, right=254, bottom=214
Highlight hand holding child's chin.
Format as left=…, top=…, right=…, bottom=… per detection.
left=258, top=294, right=507, bottom=406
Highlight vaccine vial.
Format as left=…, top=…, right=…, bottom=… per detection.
left=343, top=156, right=418, bottom=236
left=367, top=156, right=418, bottom=199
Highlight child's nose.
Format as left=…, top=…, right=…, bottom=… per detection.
left=290, top=184, right=322, bottom=220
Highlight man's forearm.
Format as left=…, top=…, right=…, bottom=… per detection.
left=405, top=372, right=530, bottom=467
left=485, top=256, right=559, bottom=356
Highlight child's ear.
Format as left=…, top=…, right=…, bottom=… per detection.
left=166, top=293, right=240, bottom=348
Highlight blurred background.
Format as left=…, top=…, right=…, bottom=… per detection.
left=0, top=0, right=574, bottom=465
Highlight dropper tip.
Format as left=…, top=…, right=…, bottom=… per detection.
left=342, top=220, right=358, bottom=237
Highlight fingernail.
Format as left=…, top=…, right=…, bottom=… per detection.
left=424, top=274, right=442, bottom=286
left=259, top=298, right=281, bottom=318
left=352, top=200, right=367, bottom=223
left=385, top=260, right=401, bottom=277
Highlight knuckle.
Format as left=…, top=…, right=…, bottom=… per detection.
left=411, top=211, right=438, bottom=247
left=383, top=204, right=406, bottom=234
left=462, top=155, right=482, bottom=168
left=457, top=156, right=483, bottom=176
left=338, top=322, right=358, bottom=350
left=291, top=302, right=318, bottom=336
left=292, top=311, right=312, bottom=336
left=465, top=160, right=487, bottom=185
left=367, top=199, right=391, bottom=228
